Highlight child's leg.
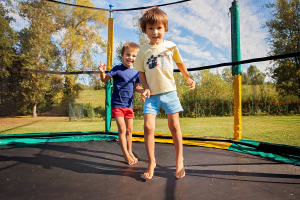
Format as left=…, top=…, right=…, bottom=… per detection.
left=124, top=118, right=138, bottom=163
left=115, top=117, right=135, bottom=165
left=143, top=113, right=157, bottom=179
left=167, top=112, right=185, bottom=178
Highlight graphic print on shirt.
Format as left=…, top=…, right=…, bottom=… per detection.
left=146, top=53, right=172, bottom=70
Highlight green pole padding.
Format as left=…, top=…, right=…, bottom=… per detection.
left=228, top=139, right=300, bottom=166
left=230, top=1, right=241, bottom=75
left=105, top=79, right=112, bottom=132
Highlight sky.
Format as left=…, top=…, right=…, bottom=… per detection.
left=90, top=0, right=274, bottom=74
left=8, top=0, right=275, bottom=82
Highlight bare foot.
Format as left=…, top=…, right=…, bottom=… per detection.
left=129, top=152, right=138, bottom=164
left=124, top=155, right=135, bottom=165
left=176, top=159, right=185, bottom=178
left=144, top=162, right=156, bottom=179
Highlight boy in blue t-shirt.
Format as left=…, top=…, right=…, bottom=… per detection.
left=98, top=42, right=143, bottom=165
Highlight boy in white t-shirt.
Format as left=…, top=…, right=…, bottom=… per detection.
left=134, top=7, right=196, bottom=179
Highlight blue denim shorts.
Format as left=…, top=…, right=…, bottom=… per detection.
left=143, top=91, right=183, bottom=115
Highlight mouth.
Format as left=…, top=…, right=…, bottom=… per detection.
left=126, top=60, right=134, bottom=64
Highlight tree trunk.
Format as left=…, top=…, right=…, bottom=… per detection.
left=32, top=102, right=37, bottom=118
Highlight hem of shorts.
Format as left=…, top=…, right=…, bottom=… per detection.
left=165, top=109, right=183, bottom=115
left=143, top=109, right=183, bottom=115
left=150, top=89, right=176, bottom=96
left=143, top=111, right=158, bottom=115
left=112, top=115, right=134, bottom=119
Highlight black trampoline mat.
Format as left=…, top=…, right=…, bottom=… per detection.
left=1, top=140, right=300, bottom=200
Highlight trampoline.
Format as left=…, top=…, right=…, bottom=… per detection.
left=1, top=140, right=300, bottom=200
left=1, top=0, right=300, bottom=199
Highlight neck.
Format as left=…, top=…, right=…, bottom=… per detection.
left=123, top=64, right=132, bottom=68
left=150, top=40, right=164, bottom=45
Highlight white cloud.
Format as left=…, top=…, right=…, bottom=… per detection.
left=9, top=12, right=29, bottom=31
left=164, top=0, right=231, bottom=50
left=179, top=44, right=213, bottom=60
left=239, top=1, right=270, bottom=60
left=115, top=12, right=136, bottom=30
left=93, top=0, right=272, bottom=71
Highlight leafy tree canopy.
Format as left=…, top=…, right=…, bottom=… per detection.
left=266, top=0, right=300, bottom=97
left=0, top=0, right=17, bottom=68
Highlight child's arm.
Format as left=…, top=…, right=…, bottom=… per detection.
left=134, top=83, right=144, bottom=93
left=139, top=72, right=151, bottom=102
left=176, top=62, right=196, bottom=91
left=98, top=61, right=111, bottom=83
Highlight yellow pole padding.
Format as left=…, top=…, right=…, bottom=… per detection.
left=131, top=132, right=233, bottom=150
left=106, top=18, right=114, bottom=71
left=234, top=75, right=242, bottom=140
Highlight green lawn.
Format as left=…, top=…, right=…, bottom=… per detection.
left=1, top=116, right=299, bottom=147
left=75, top=89, right=106, bottom=108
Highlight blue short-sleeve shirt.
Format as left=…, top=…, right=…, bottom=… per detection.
left=107, top=64, right=141, bottom=108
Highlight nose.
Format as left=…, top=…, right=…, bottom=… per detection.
left=154, top=29, right=158, bottom=34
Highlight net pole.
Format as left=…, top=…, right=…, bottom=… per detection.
left=230, top=0, right=242, bottom=140
left=105, top=7, right=114, bottom=132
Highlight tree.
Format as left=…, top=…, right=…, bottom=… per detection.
left=57, top=0, right=107, bottom=95
left=115, top=40, right=127, bottom=64
left=0, top=0, right=17, bottom=68
left=242, top=71, right=251, bottom=85
left=192, top=70, right=233, bottom=100
left=0, top=1, right=24, bottom=116
left=18, top=0, right=62, bottom=117
left=247, top=65, right=266, bottom=85
left=266, top=0, right=300, bottom=97
left=221, top=68, right=233, bottom=83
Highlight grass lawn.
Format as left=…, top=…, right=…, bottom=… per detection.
left=75, top=89, right=106, bottom=108
left=1, top=116, right=299, bottom=147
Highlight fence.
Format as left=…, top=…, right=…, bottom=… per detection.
left=69, top=103, right=101, bottom=121
left=70, top=97, right=300, bottom=121
left=132, top=97, right=300, bottom=118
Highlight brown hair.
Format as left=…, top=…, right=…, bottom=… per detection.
left=121, top=42, right=140, bottom=56
left=139, top=7, right=168, bottom=33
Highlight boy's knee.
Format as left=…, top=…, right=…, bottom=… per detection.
left=144, top=123, right=154, bottom=132
left=126, top=128, right=133, bottom=134
left=168, top=122, right=180, bottom=132
left=118, top=125, right=127, bottom=135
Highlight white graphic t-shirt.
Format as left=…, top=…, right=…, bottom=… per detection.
left=134, top=40, right=183, bottom=95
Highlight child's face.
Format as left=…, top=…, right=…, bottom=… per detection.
left=145, top=22, right=166, bottom=45
left=121, top=48, right=139, bottom=68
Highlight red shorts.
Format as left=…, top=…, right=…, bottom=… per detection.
left=111, top=107, right=134, bottom=118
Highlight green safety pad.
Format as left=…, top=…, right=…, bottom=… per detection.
left=0, top=132, right=118, bottom=146
left=1, top=131, right=109, bottom=137
left=229, top=139, right=300, bottom=165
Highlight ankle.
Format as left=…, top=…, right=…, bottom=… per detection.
left=176, top=156, right=184, bottom=163
left=149, top=159, right=156, bottom=165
